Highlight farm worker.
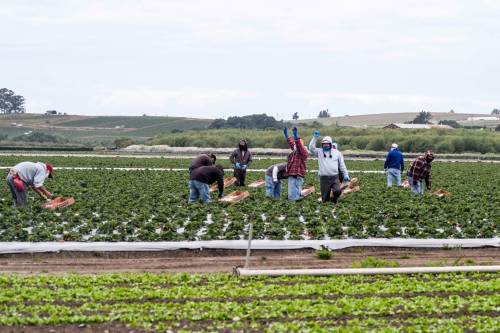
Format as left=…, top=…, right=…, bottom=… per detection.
left=188, top=165, right=224, bottom=204
left=309, top=131, right=350, bottom=204
left=5, top=162, right=54, bottom=207
left=407, top=150, right=435, bottom=196
left=384, top=143, right=404, bottom=187
left=230, top=139, right=252, bottom=186
left=284, top=127, right=308, bottom=201
left=265, top=163, right=287, bottom=199
left=189, top=153, right=216, bottom=175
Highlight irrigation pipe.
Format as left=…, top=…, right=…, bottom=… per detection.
left=236, top=265, right=500, bottom=276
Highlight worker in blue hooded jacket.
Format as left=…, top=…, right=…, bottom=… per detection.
left=384, top=143, right=404, bottom=187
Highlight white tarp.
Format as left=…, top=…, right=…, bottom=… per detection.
left=0, top=238, right=497, bottom=254
left=0, top=166, right=385, bottom=173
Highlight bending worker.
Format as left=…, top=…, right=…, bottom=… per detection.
left=189, top=165, right=224, bottom=204
left=309, top=131, right=350, bottom=204
left=407, top=150, right=435, bottom=196
left=189, top=153, right=216, bottom=175
left=230, top=139, right=252, bottom=186
left=284, top=127, right=308, bottom=201
left=265, top=163, right=287, bottom=199
left=6, top=161, right=54, bottom=207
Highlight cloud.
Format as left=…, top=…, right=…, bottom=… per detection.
left=287, top=91, right=496, bottom=109
left=96, top=88, right=257, bottom=109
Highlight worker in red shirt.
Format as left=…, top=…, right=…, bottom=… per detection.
left=283, top=127, right=308, bottom=201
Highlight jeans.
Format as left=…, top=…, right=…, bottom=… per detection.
left=320, top=175, right=342, bottom=203
left=287, top=176, right=304, bottom=201
left=265, top=175, right=282, bottom=198
left=407, top=176, right=423, bottom=196
left=188, top=180, right=211, bottom=203
left=6, top=174, right=27, bottom=207
left=387, top=168, right=402, bottom=187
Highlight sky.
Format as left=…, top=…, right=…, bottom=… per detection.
left=1, top=0, right=499, bottom=119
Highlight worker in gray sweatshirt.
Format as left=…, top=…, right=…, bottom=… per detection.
left=309, top=131, right=350, bottom=204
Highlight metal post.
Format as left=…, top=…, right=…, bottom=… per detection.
left=244, top=218, right=254, bottom=269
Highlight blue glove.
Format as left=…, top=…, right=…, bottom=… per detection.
left=313, top=130, right=320, bottom=138
left=344, top=176, right=350, bottom=182
left=235, top=162, right=241, bottom=169
left=292, top=127, right=299, bottom=140
left=242, top=164, right=247, bottom=170
left=283, top=127, right=289, bottom=139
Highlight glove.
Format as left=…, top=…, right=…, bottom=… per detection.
left=313, top=130, right=320, bottom=138
left=343, top=176, right=350, bottom=182
left=283, top=127, right=289, bottom=139
left=46, top=192, right=53, bottom=198
left=413, top=179, right=418, bottom=186
left=273, top=178, right=278, bottom=183
left=235, top=162, right=241, bottom=169
left=292, top=127, right=299, bottom=140
left=242, top=164, right=247, bottom=170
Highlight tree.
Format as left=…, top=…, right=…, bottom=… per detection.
left=0, top=88, right=25, bottom=114
left=409, top=110, right=432, bottom=124
left=492, top=109, right=500, bottom=115
left=438, top=120, right=461, bottom=128
left=114, top=137, right=135, bottom=148
left=208, top=119, right=226, bottom=129
left=318, top=109, right=330, bottom=118
left=292, top=112, right=299, bottom=121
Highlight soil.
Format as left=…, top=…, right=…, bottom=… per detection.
left=0, top=247, right=497, bottom=274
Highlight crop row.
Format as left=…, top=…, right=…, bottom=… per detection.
left=1, top=160, right=498, bottom=241
left=0, top=272, right=497, bottom=332
left=0, top=271, right=495, bottom=289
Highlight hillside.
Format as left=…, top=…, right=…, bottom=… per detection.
left=0, top=114, right=212, bottom=144
left=296, top=112, right=496, bottom=127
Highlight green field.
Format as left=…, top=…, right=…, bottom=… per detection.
left=0, top=272, right=497, bottom=332
left=0, top=157, right=497, bottom=242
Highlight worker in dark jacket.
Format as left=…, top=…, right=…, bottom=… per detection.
left=189, top=165, right=224, bottom=203
left=230, top=139, right=252, bottom=186
left=384, top=143, right=404, bottom=187
left=407, top=150, right=435, bottom=196
left=189, top=153, right=216, bottom=175
left=265, top=163, right=287, bottom=198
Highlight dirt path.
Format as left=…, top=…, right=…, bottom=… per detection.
left=0, top=247, right=497, bottom=274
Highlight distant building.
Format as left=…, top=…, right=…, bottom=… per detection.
left=45, top=110, right=58, bottom=115
left=384, top=123, right=453, bottom=130
left=467, top=116, right=499, bottom=121
left=384, top=123, right=431, bottom=129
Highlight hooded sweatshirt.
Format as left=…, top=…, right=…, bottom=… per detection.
left=230, top=140, right=252, bottom=166
left=189, top=154, right=213, bottom=172
left=309, top=137, right=349, bottom=178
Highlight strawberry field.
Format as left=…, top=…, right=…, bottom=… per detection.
left=0, top=155, right=498, bottom=242
left=0, top=272, right=498, bottom=332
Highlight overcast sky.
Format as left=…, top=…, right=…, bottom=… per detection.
left=2, top=0, right=499, bottom=119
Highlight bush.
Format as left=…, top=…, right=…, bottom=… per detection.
left=114, top=137, right=135, bottom=148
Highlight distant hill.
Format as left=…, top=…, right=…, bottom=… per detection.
left=296, top=112, right=495, bottom=127
left=0, top=114, right=212, bottom=144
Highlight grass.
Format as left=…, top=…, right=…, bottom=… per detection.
left=351, top=256, right=400, bottom=268
left=316, top=249, right=333, bottom=260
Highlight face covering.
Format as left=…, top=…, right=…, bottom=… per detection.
left=322, top=144, right=332, bottom=152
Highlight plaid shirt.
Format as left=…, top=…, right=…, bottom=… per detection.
left=407, top=156, right=432, bottom=188
left=285, top=137, right=308, bottom=178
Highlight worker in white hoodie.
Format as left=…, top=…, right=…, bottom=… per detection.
left=309, top=131, right=350, bottom=204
